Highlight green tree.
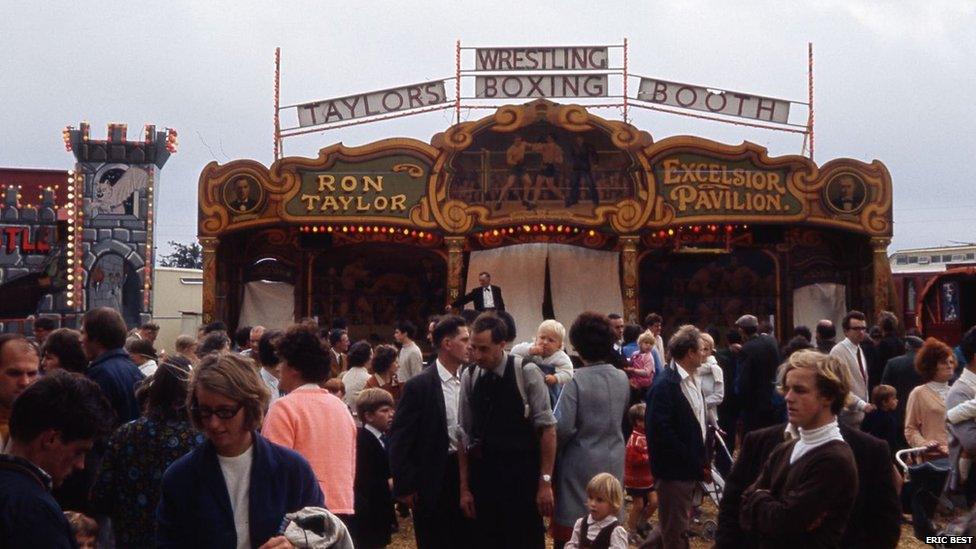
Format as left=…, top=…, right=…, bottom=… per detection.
left=159, top=241, right=203, bottom=269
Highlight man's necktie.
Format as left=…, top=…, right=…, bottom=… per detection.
left=856, top=347, right=866, bottom=385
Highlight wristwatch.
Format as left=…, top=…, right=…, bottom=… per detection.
left=541, top=473, right=552, bottom=483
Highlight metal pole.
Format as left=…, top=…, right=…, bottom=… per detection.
left=623, top=37, right=629, bottom=124
left=274, top=47, right=282, bottom=160
left=808, top=42, right=814, bottom=162
left=455, top=40, right=462, bottom=125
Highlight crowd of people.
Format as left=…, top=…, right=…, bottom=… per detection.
left=3, top=302, right=976, bottom=548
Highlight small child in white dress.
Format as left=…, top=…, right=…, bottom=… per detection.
left=564, top=473, right=628, bottom=549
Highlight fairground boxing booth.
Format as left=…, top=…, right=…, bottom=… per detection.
left=198, top=96, right=894, bottom=344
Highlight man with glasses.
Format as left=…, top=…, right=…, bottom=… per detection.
left=831, top=310, right=876, bottom=428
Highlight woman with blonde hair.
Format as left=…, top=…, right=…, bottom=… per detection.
left=156, top=351, right=323, bottom=548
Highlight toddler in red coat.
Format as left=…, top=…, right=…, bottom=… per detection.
left=624, top=403, right=657, bottom=541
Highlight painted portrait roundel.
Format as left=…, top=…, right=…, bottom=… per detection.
left=222, top=175, right=264, bottom=215
left=824, top=172, right=868, bottom=215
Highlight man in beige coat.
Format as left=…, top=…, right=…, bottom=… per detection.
left=830, top=310, right=876, bottom=428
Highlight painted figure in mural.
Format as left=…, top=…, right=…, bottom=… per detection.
left=943, top=282, right=960, bottom=321
left=89, top=255, right=127, bottom=312
left=565, top=135, right=599, bottom=208
left=228, top=176, right=258, bottom=213
left=528, top=133, right=565, bottom=206
left=92, top=167, right=148, bottom=216
left=494, top=135, right=534, bottom=211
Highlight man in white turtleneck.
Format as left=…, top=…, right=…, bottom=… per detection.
left=738, top=350, right=859, bottom=547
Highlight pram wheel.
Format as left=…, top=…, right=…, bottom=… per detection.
left=701, top=520, right=717, bottom=541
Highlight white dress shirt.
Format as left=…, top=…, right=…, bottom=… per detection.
left=565, top=513, right=628, bottom=549
left=259, top=367, right=281, bottom=403
left=948, top=368, right=976, bottom=424
left=436, top=360, right=461, bottom=453
left=675, top=362, right=707, bottom=441
left=482, top=286, right=494, bottom=309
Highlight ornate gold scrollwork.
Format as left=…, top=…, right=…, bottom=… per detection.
left=392, top=163, right=425, bottom=178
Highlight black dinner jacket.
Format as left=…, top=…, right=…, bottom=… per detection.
left=451, top=285, right=505, bottom=311
left=737, top=335, right=781, bottom=416
left=388, top=362, right=452, bottom=513
left=716, top=422, right=901, bottom=549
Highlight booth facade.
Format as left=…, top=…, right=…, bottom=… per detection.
left=198, top=100, right=893, bottom=344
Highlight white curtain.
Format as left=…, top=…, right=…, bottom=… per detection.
left=466, top=243, right=548, bottom=343
left=792, top=283, right=847, bottom=335
left=239, top=281, right=295, bottom=330
left=548, top=244, right=624, bottom=330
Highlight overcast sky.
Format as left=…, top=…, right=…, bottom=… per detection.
left=2, top=1, right=974, bottom=257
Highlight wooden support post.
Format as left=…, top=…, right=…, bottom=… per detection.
left=200, top=236, right=219, bottom=324
left=872, top=236, right=892, bottom=318
left=620, top=235, right=640, bottom=323
left=446, top=236, right=466, bottom=309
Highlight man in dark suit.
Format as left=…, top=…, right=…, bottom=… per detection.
left=388, top=315, right=471, bottom=549
left=735, top=314, right=782, bottom=436
left=448, top=272, right=504, bottom=312
left=881, top=335, right=925, bottom=450
left=815, top=319, right=837, bottom=354
left=716, top=419, right=901, bottom=548
left=644, top=325, right=708, bottom=549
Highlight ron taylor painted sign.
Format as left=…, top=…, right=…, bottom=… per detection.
left=286, top=154, right=429, bottom=219
left=637, top=78, right=792, bottom=125
left=296, top=81, right=448, bottom=128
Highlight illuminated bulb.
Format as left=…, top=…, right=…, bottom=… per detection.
left=588, top=230, right=596, bottom=237
left=66, top=300, right=74, bottom=307
left=668, top=229, right=675, bottom=236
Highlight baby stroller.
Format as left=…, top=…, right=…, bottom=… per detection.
left=896, top=446, right=954, bottom=542
left=690, top=425, right=733, bottom=542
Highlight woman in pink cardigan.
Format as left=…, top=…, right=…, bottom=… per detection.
left=263, top=324, right=358, bottom=517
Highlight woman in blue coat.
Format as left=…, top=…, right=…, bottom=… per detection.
left=156, top=351, right=323, bottom=548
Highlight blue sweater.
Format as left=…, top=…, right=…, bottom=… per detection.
left=645, top=365, right=707, bottom=481
left=0, top=454, right=76, bottom=548
left=86, top=348, right=144, bottom=425
left=156, top=432, right=324, bottom=548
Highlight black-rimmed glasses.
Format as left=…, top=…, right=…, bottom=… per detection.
left=191, top=403, right=243, bottom=419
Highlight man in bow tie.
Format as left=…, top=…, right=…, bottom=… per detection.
left=447, top=272, right=505, bottom=313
